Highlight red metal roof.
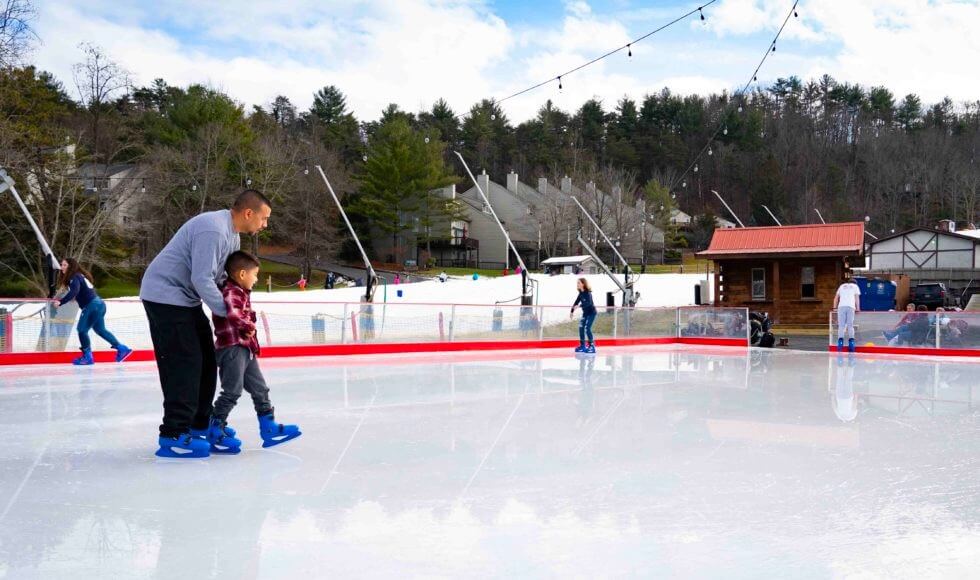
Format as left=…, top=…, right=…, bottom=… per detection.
left=698, top=222, right=865, bottom=257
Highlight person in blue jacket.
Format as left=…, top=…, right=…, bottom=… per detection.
left=57, top=258, right=132, bottom=365
left=570, top=277, right=597, bottom=353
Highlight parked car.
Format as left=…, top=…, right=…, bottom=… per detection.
left=911, top=282, right=952, bottom=310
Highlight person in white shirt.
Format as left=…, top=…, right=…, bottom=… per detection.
left=833, top=274, right=862, bottom=352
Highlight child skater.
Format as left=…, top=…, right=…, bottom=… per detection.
left=570, top=277, right=597, bottom=353
left=56, top=258, right=132, bottom=365
left=200, top=251, right=301, bottom=453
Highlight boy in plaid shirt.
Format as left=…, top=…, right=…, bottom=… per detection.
left=202, top=251, right=301, bottom=453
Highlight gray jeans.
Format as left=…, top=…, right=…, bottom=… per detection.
left=213, top=346, right=273, bottom=422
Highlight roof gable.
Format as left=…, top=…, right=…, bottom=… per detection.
left=699, top=222, right=865, bottom=257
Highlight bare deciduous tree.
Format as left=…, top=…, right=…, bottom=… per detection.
left=0, top=0, right=36, bottom=67
left=72, top=43, right=131, bottom=163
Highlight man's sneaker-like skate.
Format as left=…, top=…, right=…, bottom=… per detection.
left=156, top=434, right=210, bottom=458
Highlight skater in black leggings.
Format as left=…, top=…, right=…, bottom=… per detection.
left=570, top=277, right=597, bottom=353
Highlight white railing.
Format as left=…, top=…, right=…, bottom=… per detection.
left=0, top=298, right=749, bottom=354
left=829, top=310, right=980, bottom=351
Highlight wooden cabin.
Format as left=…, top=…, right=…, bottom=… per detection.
left=698, top=222, right=865, bottom=325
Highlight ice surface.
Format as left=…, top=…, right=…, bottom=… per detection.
left=0, top=347, right=978, bottom=578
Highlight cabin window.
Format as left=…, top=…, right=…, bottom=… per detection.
left=751, top=268, right=766, bottom=300
left=801, top=266, right=816, bottom=299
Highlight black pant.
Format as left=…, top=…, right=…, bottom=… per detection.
left=213, top=346, right=274, bottom=422
left=143, top=300, right=217, bottom=437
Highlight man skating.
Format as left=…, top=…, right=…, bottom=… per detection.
left=140, top=189, right=272, bottom=458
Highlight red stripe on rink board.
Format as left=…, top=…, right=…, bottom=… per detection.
left=826, top=345, right=980, bottom=358
left=0, top=337, right=748, bottom=366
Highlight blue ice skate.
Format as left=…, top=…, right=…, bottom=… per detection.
left=836, top=338, right=844, bottom=352
left=258, top=412, right=301, bottom=448
left=72, top=348, right=94, bottom=366
left=156, top=433, right=210, bottom=458
left=574, top=344, right=586, bottom=353
left=200, top=417, right=242, bottom=454
left=848, top=338, right=855, bottom=353
left=585, top=343, right=596, bottom=354
left=114, top=344, right=133, bottom=362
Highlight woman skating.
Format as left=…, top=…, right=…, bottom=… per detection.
left=57, top=258, right=132, bottom=365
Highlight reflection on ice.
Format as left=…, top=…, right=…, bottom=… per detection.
left=0, top=347, right=977, bottom=578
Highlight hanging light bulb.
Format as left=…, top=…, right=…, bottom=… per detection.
left=771, top=43, right=776, bottom=52
left=558, top=76, right=563, bottom=90
left=694, top=164, right=699, bottom=173
left=246, top=178, right=252, bottom=186
left=682, top=181, right=687, bottom=188
left=753, top=75, right=758, bottom=82
left=192, top=184, right=197, bottom=192
left=304, top=167, right=310, bottom=175
left=424, top=136, right=430, bottom=144
left=490, top=114, right=496, bottom=121
left=140, top=179, right=146, bottom=194
left=699, top=7, right=705, bottom=21
left=723, top=126, right=728, bottom=135
left=738, top=105, right=743, bottom=113
left=708, top=148, right=713, bottom=156
left=794, top=9, right=799, bottom=18
left=362, top=155, right=368, bottom=162
left=627, top=43, right=632, bottom=58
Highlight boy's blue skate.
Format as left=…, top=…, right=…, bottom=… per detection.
left=191, top=417, right=241, bottom=454
left=258, top=412, right=301, bottom=448
left=574, top=344, right=586, bottom=353
left=156, top=433, right=210, bottom=458
left=848, top=338, right=855, bottom=353
left=72, top=348, right=94, bottom=366
left=837, top=338, right=844, bottom=352
left=585, top=343, right=596, bottom=354
left=114, top=344, right=133, bottom=362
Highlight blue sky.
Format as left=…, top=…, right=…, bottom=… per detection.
left=31, top=1, right=980, bottom=122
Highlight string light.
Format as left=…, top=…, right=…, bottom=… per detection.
left=424, top=137, right=430, bottom=144
left=668, top=0, right=799, bottom=194
left=694, top=164, right=699, bottom=173
left=140, top=179, right=146, bottom=194
left=497, top=0, right=718, bottom=103
left=723, top=126, right=728, bottom=136
left=362, top=155, right=368, bottom=162
left=303, top=167, right=310, bottom=175
left=191, top=184, right=197, bottom=192
left=794, top=9, right=799, bottom=17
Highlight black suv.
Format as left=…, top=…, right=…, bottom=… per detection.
left=911, top=283, right=951, bottom=310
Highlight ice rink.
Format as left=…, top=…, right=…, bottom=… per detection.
left=1, top=346, right=978, bottom=578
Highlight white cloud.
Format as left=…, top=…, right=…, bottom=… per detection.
left=29, top=0, right=980, bottom=125
left=707, top=0, right=980, bottom=103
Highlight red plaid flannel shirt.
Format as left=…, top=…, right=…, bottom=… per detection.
left=212, top=281, right=260, bottom=355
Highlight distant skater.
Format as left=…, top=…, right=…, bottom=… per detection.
left=833, top=273, right=861, bottom=352
left=56, top=258, right=132, bottom=365
left=570, top=277, right=597, bottom=353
